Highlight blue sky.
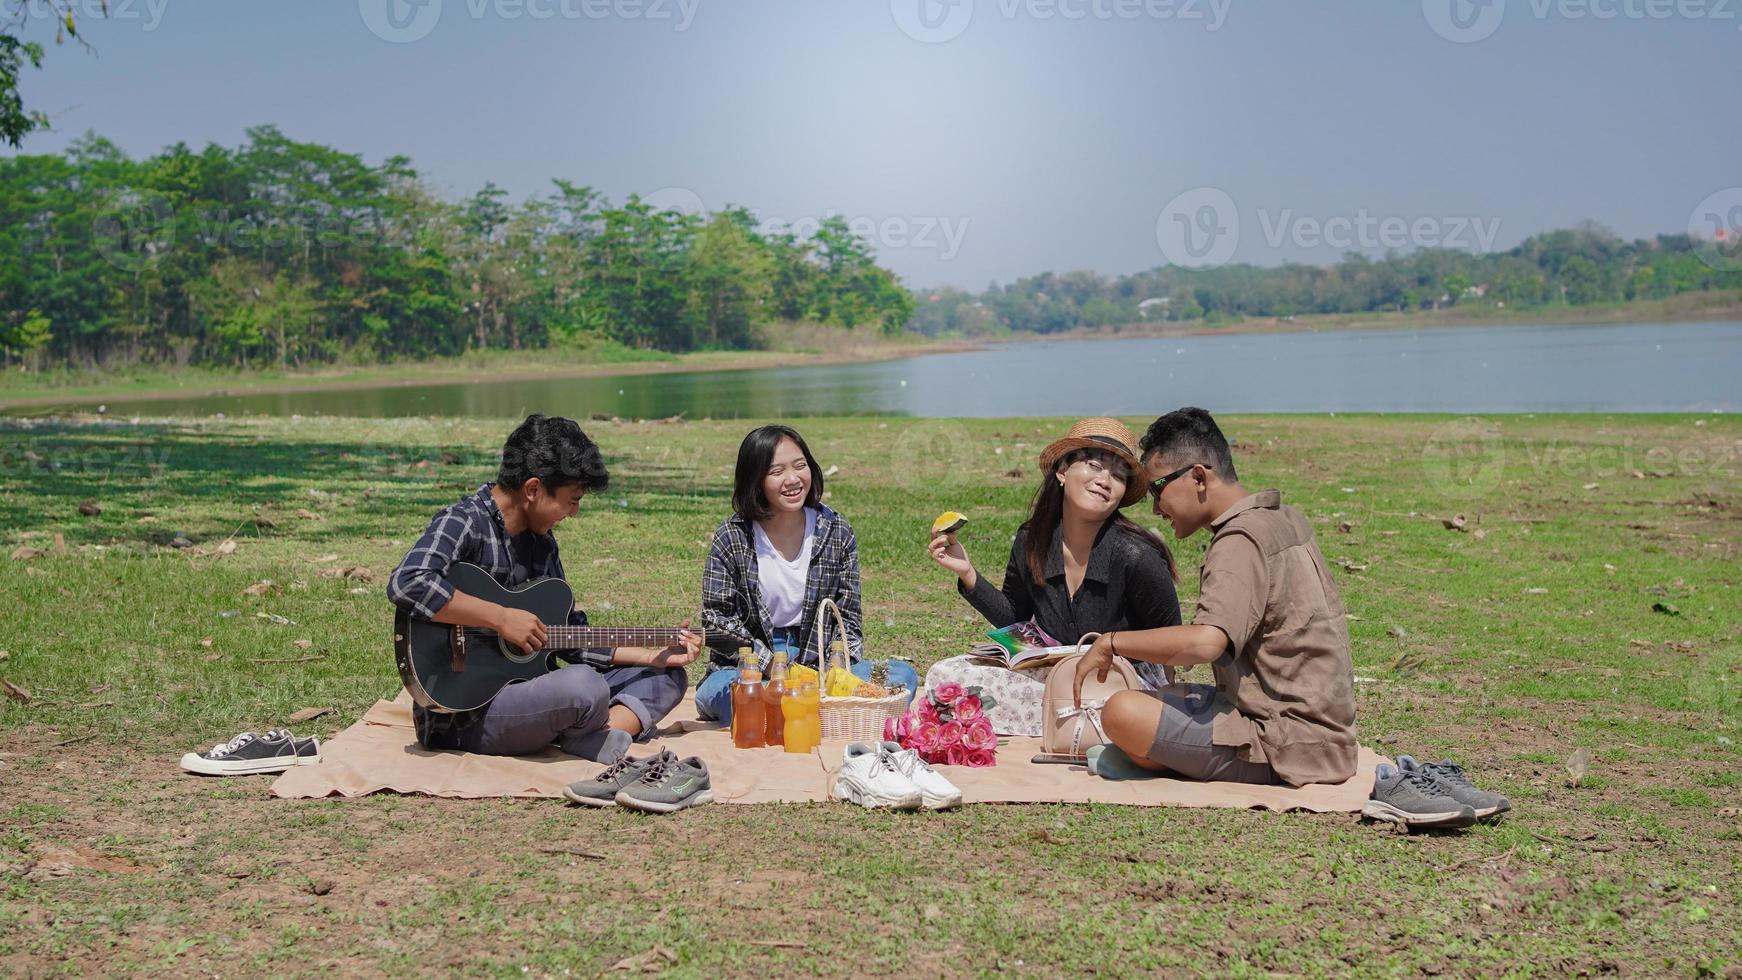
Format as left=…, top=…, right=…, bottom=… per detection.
left=8, top=0, right=1739, bottom=287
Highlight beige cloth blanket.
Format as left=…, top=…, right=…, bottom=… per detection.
left=271, top=691, right=1382, bottom=812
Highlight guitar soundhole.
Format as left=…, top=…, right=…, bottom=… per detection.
left=495, top=635, right=540, bottom=665
left=458, top=629, right=540, bottom=665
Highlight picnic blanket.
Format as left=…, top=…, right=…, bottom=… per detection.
left=271, top=691, right=1382, bottom=812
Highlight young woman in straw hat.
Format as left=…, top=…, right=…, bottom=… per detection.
left=924, top=418, right=1182, bottom=734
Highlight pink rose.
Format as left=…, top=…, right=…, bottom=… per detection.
left=942, top=745, right=968, bottom=766
left=913, top=721, right=942, bottom=753
left=954, top=695, right=984, bottom=724
left=963, top=748, right=996, bottom=768
left=933, top=682, right=965, bottom=706
left=938, top=721, right=964, bottom=748
left=917, top=700, right=941, bottom=725
left=962, top=720, right=996, bottom=752
left=888, top=713, right=912, bottom=742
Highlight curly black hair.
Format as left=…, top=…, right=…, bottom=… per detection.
left=496, top=414, right=609, bottom=492
left=1138, top=407, right=1238, bottom=483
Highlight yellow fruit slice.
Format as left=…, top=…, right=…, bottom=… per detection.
left=932, top=511, right=968, bottom=535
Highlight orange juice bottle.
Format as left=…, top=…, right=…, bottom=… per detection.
left=731, top=649, right=766, bottom=749
left=798, top=681, right=822, bottom=752
left=762, top=651, right=789, bottom=747
left=782, top=687, right=808, bottom=753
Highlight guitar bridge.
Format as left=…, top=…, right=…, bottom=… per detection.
left=449, top=626, right=466, bottom=673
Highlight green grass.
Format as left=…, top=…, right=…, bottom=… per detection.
left=1, top=412, right=1739, bottom=975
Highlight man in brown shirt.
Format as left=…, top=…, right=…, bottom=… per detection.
left=1073, top=407, right=1358, bottom=787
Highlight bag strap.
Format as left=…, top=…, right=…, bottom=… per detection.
left=1053, top=700, right=1110, bottom=757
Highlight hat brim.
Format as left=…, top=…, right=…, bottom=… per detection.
left=1038, top=436, right=1148, bottom=509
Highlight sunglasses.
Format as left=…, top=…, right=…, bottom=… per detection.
left=1147, top=463, right=1209, bottom=504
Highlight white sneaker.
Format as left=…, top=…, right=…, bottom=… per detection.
left=883, top=741, right=963, bottom=811
left=834, top=743, right=923, bottom=810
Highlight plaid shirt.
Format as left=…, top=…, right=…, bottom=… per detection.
left=701, top=504, right=863, bottom=672
left=387, top=484, right=610, bottom=746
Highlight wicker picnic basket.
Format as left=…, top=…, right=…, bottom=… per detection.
left=812, top=598, right=908, bottom=742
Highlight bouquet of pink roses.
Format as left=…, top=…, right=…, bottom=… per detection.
left=883, top=681, right=999, bottom=767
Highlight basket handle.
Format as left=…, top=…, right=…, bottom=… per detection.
left=813, top=597, right=845, bottom=670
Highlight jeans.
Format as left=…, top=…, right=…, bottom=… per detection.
left=694, top=628, right=920, bottom=724
left=470, top=663, right=689, bottom=756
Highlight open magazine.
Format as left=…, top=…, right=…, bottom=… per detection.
left=967, top=621, right=1084, bottom=671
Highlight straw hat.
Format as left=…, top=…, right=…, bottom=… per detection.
left=1037, top=417, right=1146, bottom=508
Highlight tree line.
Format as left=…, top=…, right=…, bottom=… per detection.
left=0, top=128, right=914, bottom=370
left=908, top=224, right=1742, bottom=337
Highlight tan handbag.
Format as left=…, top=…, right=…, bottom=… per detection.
left=1042, top=633, right=1143, bottom=757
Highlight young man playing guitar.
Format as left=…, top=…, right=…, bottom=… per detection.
left=387, top=414, right=701, bottom=764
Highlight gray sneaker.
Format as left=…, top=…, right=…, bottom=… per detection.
left=562, top=753, right=659, bottom=808
left=614, top=752, right=714, bottom=814
left=1364, top=763, right=1477, bottom=829
left=1397, top=755, right=1511, bottom=820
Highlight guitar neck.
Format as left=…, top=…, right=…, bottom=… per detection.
left=542, top=626, right=694, bottom=650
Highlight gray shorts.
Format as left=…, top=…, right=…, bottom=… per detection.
left=1141, top=683, right=1276, bottom=785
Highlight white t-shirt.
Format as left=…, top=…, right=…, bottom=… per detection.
left=753, top=507, right=816, bottom=629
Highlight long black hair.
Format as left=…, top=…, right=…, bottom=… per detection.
left=732, top=424, right=825, bottom=520
left=1023, top=447, right=1178, bottom=584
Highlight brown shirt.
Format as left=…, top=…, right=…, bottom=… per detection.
left=1191, top=490, right=1357, bottom=786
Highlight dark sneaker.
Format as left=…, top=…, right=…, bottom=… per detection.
left=180, top=729, right=320, bottom=776
left=562, top=753, right=658, bottom=808
left=1363, top=762, right=1477, bottom=829
left=1398, top=755, right=1512, bottom=819
left=614, top=753, right=713, bottom=814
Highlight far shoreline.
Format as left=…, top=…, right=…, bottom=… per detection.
left=2, top=292, right=1737, bottom=412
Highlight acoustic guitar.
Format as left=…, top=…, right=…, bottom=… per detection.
left=394, top=562, right=699, bottom=713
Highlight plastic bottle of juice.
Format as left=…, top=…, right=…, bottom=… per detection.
left=762, top=651, right=789, bottom=747
left=801, top=681, right=822, bottom=749
left=781, top=686, right=808, bottom=754
left=731, top=649, right=766, bottom=749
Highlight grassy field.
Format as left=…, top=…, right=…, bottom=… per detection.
left=1, top=412, right=1738, bottom=976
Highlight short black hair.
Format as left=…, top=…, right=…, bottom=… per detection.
left=732, top=424, right=824, bottom=520
left=497, top=414, right=609, bottom=492
left=1138, top=407, right=1238, bottom=483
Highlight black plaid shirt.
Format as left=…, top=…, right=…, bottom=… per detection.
left=701, top=504, right=863, bottom=671
left=387, top=483, right=610, bottom=747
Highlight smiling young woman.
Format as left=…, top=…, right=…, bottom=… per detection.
left=697, top=424, right=919, bottom=724
left=924, top=418, right=1183, bottom=735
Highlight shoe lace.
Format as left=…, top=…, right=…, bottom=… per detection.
left=638, top=756, right=673, bottom=786
left=207, top=732, right=256, bottom=758
left=596, top=754, right=643, bottom=783
left=890, top=749, right=929, bottom=779
left=1423, top=760, right=1474, bottom=789
left=1390, top=767, right=1447, bottom=799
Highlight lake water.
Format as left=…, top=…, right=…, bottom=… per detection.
left=25, top=321, right=1742, bottom=418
